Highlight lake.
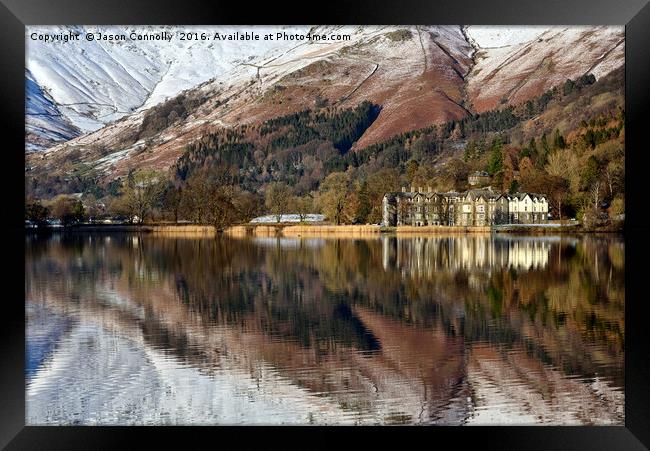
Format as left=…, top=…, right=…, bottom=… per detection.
left=25, top=232, right=624, bottom=425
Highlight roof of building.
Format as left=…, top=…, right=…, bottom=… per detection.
left=466, top=187, right=503, bottom=201
left=438, top=191, right=463, bottom=197
left=385, top=189, right=546, bottom=201
left=507, top=192, right=548, bottom=201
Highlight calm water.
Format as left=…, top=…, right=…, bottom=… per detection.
left=25, top=233, right=624, bottom=425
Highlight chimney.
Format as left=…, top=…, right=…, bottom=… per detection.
left=418, top=186, right=422, bottom=193
left=410, top=185, right=415, bottom=193
left=401, top=186, right=406, bottom=192
left=427, top=186, right=432, bottom=193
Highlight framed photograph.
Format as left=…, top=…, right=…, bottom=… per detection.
left=3, top=0, right=650, bottom=448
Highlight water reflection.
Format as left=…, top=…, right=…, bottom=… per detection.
left=382, top=235, right=555, bottom=275
left=25, top=233, right=624, bottom=425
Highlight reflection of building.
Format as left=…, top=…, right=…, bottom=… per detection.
left=381, top=236, right=550, bottom=275
left=382, top=186, right=548, bottom=227
left=505, top=238, right=550, bottom=270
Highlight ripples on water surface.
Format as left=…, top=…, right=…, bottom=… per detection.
left=25, top=233, right=624, bottom=425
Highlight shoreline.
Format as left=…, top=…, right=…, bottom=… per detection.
left=25, top=222, right=623, bottom=236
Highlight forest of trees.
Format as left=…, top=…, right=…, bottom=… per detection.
left=25, top=68, right=624, bottom=230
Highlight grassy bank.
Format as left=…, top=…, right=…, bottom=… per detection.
left=30, top=224, right=217, bottom=236
left=28, top=222, right=623, bottom=237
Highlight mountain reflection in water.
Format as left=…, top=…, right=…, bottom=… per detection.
left=25, top=233, right=624, bottom=425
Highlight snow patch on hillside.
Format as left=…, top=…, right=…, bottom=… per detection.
left=25, top=69, right=81, bottom=151
left=465, top=26, right=550, bottom=49
left=465, top=26, right=624, bottom=112
left=26, top=25, right=313, bottom=137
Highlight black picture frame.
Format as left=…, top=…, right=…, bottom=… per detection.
left=2, top=0, right=649, bottom=448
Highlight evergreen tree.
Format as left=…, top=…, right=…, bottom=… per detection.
left=486, top=136, right=504, bottom=175
left=553, top=129, right=566, bottom=149
left=355, top=180, right=372, bottom=224
left=541, top=133, right=550, bottom=154
left=463, top=140, right=476, bottom=162
left=536, top=133, right=550, bottom=168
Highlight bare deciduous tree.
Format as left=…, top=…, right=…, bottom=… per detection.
left=178, top=166, right=240, bottom=231
left=293, top=195, right=314, bottom=222
left=122, top=169, right=166, bottom=223
left=265, top=182, right=292, bottom=223
left=317, top=172, right=354, bottom=225
left=233, top=189, right=263, bottom=223
left=591, top=180, right=601, bottom=210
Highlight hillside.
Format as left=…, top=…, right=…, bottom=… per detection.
left=25, top=25, right=311, bottom=150
left=26, top=64, right=624, bottom=229
left=26, top=26, right=622, bottom=166
left=25, top=70, right=80, bottom=151
left=25, top=26, right=625, bottom=228
left=466, top=26, right=624, bottom=112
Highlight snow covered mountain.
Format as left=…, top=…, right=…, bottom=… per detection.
left=25, top=69, right=81, bottom=151
left=26, top=25, right=624, bottom=174
left=27, top=25, right=476, bottom=162
left=465, top=26, right=625, bottom=112
left=26, top=25, right=311, bottom=150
